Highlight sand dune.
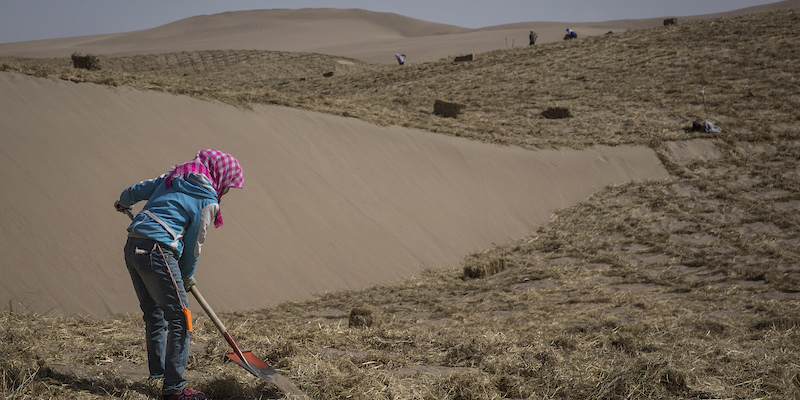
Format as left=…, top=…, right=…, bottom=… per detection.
left=6, top=2, right=797, bottom=317
left=0, top=71, right=666, bottom=316
left=1, top=1, right=797, bottom=63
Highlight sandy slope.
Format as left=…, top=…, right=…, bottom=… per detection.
left=6, top=2, right=797, bottom=317
left=1, top=1, right=798, bottom=63
left=0, top=71, right=666, bottom=316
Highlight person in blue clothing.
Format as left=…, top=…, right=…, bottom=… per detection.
left=565, top=28, right=578, bottom=39
left=114, top=149, right=244, bottom=400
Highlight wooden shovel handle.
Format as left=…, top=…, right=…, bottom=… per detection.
left=190, top=286, right=251, bottom=368
left=189, top=286, right=227, bottom=334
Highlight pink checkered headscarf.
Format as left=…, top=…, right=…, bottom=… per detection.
left=165, top=149, right=244, bottom=228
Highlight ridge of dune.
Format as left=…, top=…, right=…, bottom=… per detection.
left=0, top=72, right=667, bottom=317
left=0, top=8, right=468, bottom=60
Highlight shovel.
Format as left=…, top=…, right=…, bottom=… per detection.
left=189, top=286, right=307, bottom=398
left=124, top=209, right=308, bottom=398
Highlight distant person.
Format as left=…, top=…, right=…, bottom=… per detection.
left=529, top=30, right=538, bottom=45
left=395, top=53, right=406, bottom=65
left=115, top=149, right=244, bottom=400
left=565, top=28, right=578, bottom=40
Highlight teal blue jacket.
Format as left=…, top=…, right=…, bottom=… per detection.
left=118, top=173, right=219, bottom=278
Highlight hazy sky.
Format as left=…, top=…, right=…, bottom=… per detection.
left=0, top=0, right=783, bottom=44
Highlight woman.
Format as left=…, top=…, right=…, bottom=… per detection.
left=115, top=149, right=244, bottom=400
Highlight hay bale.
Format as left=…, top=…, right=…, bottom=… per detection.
left=348, top=307, right=374, bottom=328
left=71, top=52, right=101, bottom=70
left=453, top=54, right=474, bottom=62
left=663, top=18, right=678, bottom=26
left=463, top=253, right=507, bottom=279
left=541, top=107, right=572, bottom=119
left=433, top=99, right=465, bottom=118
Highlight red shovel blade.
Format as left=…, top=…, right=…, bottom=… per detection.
left=225, top=350, right=278, bottom=377
left=225, top=351, right=308, bottom=398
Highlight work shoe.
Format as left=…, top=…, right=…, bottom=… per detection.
left=162, top=387, right=207, bottom=400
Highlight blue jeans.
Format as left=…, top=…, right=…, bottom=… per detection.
left=125, top=236, right=191, bottom=395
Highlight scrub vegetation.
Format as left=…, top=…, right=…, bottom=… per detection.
left=2, top=7, right=800, bottom=400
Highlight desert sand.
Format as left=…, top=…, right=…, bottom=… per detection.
left=1, top=1, right=795, bottom=317
left=2, top=1, right=798, bottom=63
